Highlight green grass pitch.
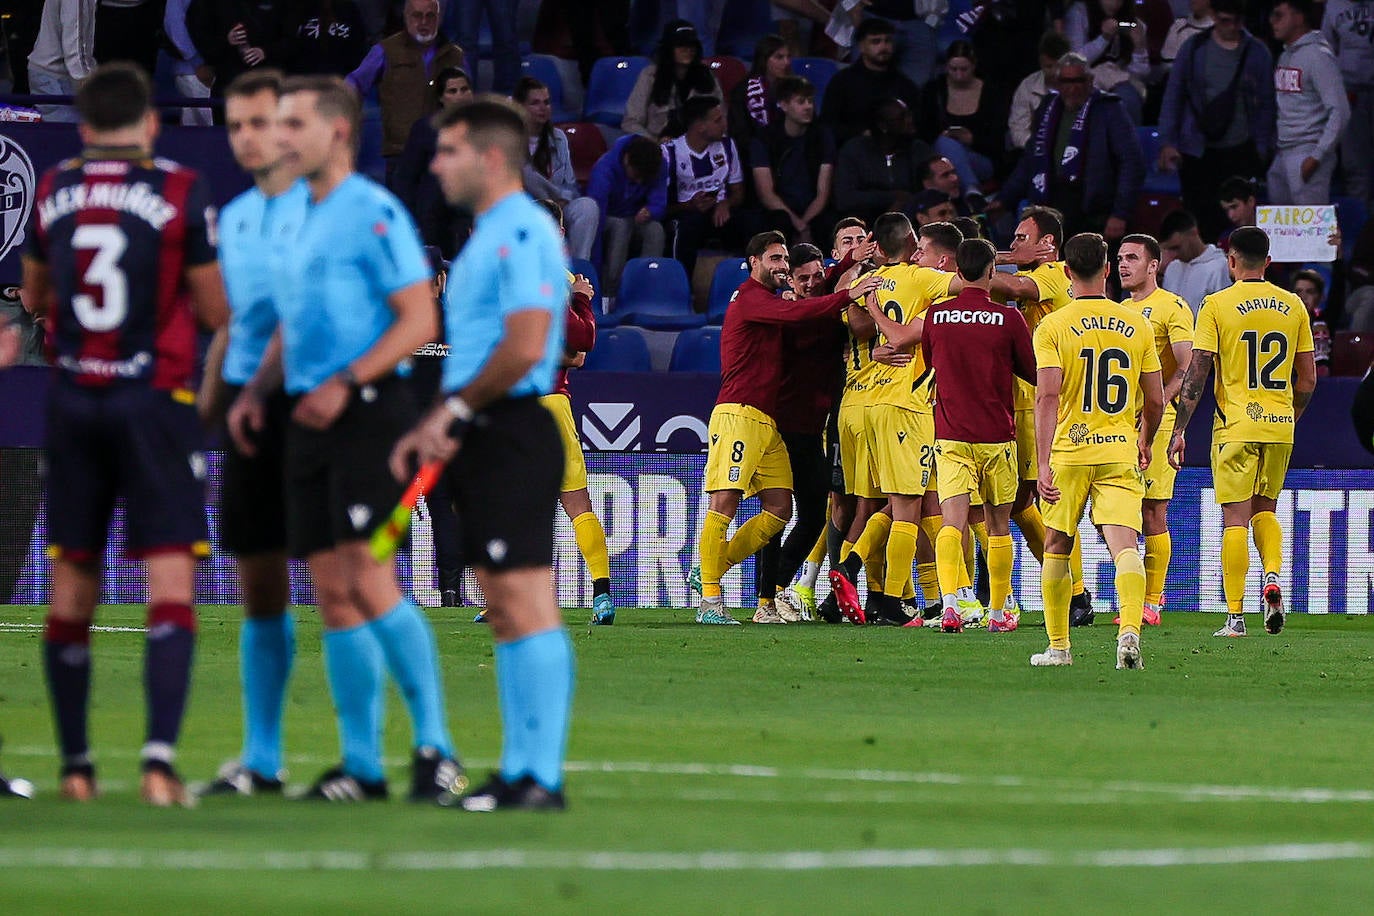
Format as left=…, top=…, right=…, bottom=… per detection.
left=3, top=604, right=1374, bottom=913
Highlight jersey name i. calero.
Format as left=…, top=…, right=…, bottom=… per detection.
left=28, top=151, right=217, bottom=390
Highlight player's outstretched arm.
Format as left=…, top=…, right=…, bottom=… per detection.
left=1163, top=340, right=1193, bottom=407
left=1168, top=349, right=1213, bottom=469
left=184, top=262, right=230, bottom=331
left=989, top=271, right=1040, bottom=303
left=1035, top=367, right=1062, bottom=504
left=863, top=298, right=924, bottom=350
left=1138, top=369, right=1164, bottom=470
left=1293, top=350, right=1317, bottom=421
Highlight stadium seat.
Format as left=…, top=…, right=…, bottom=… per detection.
left=583, top=56, right=650, bottom=126
left=569, top=256, right=601, bottom=294
left=1138, top=127, right=1181, bottom=195
left=715, top=0, right=775, bottom=58
left=582, top=326, right=652, bottom=371
left=559, top=121, right=609, bottom=187
left=616, top=257, right=706, bottom=330
left=938, top=0, right=974, bottom=52
left=669, top=327, right=723, bottom=373
left=521, top=54, right=578, bottom=122
left=1336, top=196, right=1368, bottom=261
left=1131, top=193, right=1182, bottom=239
left=1332, top=331, right=1374, bottom=377
left=705, top=56, right=748, bottom=98
left=706, top=258, right=750, bottom=323
left=791, top=58, right=839, bottom=113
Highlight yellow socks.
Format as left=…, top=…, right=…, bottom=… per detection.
left=935, top=526, right=965, bottom=602
left=884, top=521, right=919, bottom=598
left=1143, top=532, right=1171, bottom=607
left=855, top=513, right=892, bottom=592
left=699, top=510, right=730, bottom=599
left=962, top=528, right=975, bottom=586
left=988, top=534, right=1013, bottom=611
left=971, top=519, right=990, bottom=560
left=572, top=511, right=611, bottom=583
left=1114, top=547, right=1146, bottom=637
left=1251, top=511, right=1283, bottom=577
left=1069, top=537, right=1085, bottom=597
left=724, top=511, right=788, bottom=568
left=917, top=562, right=939, bottom=603
left=1222, top=526, right=1249, bottom=615
left=1042, top=552, right=1072, bottom=649
left=806, top=526, right=828, bottom=565
left=1014, top=504, right=1046, bottom=564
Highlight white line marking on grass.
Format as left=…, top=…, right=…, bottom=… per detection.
left=0, top=623, right=146, bottom=634
left=0, top=843, right=1368, bottom=872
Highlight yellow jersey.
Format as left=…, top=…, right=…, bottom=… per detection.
left=1193, top=279, right=1314, bottom=445
left=1127, top=286, right=1194, bottom=421
left=1033, top=296, right=1161, bottom=466
left=866, top=263, right=952, bottom=412
left=1009, top=260, right=1074, bottom=411
left=842, top=307, right=883, bottom=406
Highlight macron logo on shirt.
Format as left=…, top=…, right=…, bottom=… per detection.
left=1275, top=67, right=1302, bottom=93
left=932, top=309, right=1005, bottom=325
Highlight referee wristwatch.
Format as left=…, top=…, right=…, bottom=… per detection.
left=443, top=394, right=475, bottom=437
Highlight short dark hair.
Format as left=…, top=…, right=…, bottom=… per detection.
left=1121, top=233, right=1161, bottom=261
left=790, top=242, right=824, bottom=270
left=282, top=74, right=362, bottom=147
left=918, top=221, right=964, bottom=256
left=680, top=95, right=722, bottom=129
left=536, top=197, right=563, bottom=229
left=832, top=216, right=866, bottom=240
left=432, top=66, right=470, bottom=105
left=1293, top=268, right=1326, bottom=296
left=855, top=17, right=895, bottom=41
left=774, top=75, right=814, bottom=104
left=952, top=216, right=983, bottom=240
left=1038, top=30, right=1071, bottom=60
left=433, top=95, right=530, bottom=172
left=622, top=136, right=664, bottom=182
left=1229, top=226, right=1270, bottom=266
left=1063, top=232, right=1108, bottom=280
left=1020, top=205, right=1063, bottom=246
left=747, top=230, right=788, bottom=260
left=1211, top=0, right=1244, bottom=14
left=917, top=153, right=947, bottom=184
left=956, top=238, right=997, bottom=281
left=1218, top=175, right=1257, bottom=203
left=1275, top=0, right=1316, bottom=26
left=76, top=62, right=152, bottom=131
left=1158, top=209, right=1198, bottom=242
left=512, top=75, right=546, bottom=104
left=224, top=68, right=285, bottom=101
left=874, top=211, right=914, bottom=258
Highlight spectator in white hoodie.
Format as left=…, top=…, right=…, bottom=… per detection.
left=1268, top=0, right=1350, bottom=205
left=27, top=0, right=97, bottom=122
left=1159, top=209, right=1231, bottom=314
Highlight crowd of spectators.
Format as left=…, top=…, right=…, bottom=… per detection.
left=13, top=0, right=1374, bottom=365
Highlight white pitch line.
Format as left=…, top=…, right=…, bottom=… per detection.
left=0, top=623, right=146, bottom=634
left=0, top=843, right=1368, bottom=873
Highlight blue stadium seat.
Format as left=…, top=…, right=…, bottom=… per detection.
left=569, top=257, right=601, bottom=298
left=705, top=56, right=748, bottom=98
left=583, top=326, right=652, bottom=371
left=521, top=54, right=577, bottom=122
left=1336, top=196, right=1368, bottom=261
left=938, top=0, right=974, bottom=52
left=715, top=0, right=775, bottom=58
left=706, top=258, right=750, bottom=323
left=669, top=327, right=723, bottom=373
left=583, top=56, right=651, bottom=126
left=1138, top=127, right=1181, bottom=195
left=792, top=58, right=839, bottom=114
left=616, top=257, right=706, bottom=330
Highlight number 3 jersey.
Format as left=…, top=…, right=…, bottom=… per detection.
left=28, top=152, right=218, bottom=390
left=1194, top=278, right=1314, bottom=445
left=1033, top=295, right=1160, bottom=466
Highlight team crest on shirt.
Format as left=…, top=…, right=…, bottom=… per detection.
left=0, top=137, right=35, bottom=265
left=1068, top=423, right=1089, bottom=444
left=1246, top=402, right=1264, bottom=421
left=372, top=221, right=388, bottom=236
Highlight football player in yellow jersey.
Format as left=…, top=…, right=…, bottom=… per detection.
left=1168, top=227, right=1317, bottom=638
left=1117, top=234, right=1193, bottom=628
left=853, top=217, right=962, bottom=626
left=1031, top=234, right=1163, bottom=670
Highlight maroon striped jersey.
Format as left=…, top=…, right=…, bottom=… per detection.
left=921, top=288, right=1037, bottom=443
left=28, top=150, right=217, bottom=390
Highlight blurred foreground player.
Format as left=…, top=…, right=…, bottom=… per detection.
left=391, top=97, right=574, bottom=810
left=229, top=76, right=462, bottom=802
left=11, top=64, right=229, bottom=805
left=196, top=69, right=305, bottom=797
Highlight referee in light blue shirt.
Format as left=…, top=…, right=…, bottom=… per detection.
left=391, top=97, right=573, bottom=812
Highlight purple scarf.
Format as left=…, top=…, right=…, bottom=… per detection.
left=745, top=76, right=772, bottom=129
left=1027, top=91, right=1095, bottom=201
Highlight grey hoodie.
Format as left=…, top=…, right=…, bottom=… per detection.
left=1162, top=244, right=1231, bottom=316
left=1322, top=0, right=1374, bottom=88
left=1274, top=30, right=1351, bottom=159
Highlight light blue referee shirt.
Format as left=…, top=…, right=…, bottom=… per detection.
left=441, top=191, right=569, bottom=397
left=275, top=174, right=431, bottom=395
left=218, top=180, right=308, bottom=386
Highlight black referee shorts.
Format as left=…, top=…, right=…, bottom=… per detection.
left=285, top=375, right=417, bottom=558
left=446, top=396, right=562, bottom=571
left=220, top=385, right=290, bottom=556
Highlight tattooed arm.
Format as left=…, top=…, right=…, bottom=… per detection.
left=1167, top=349, right=1214, bottom=470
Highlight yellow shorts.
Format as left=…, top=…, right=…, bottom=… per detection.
left=1015, top=409, right=1037, bottom=481
left=935, top=439, right=1018, bottom=507
left=838, top=398, right=881, bottom=499
left=1211, top=441, right=1293, bottom=505
left=869, top=403, right=936, bottom=497
left=704, top=403, right=792, bottom=497
left=1142, top=419, right=1177, bottom=502
left=540, top=393, right=587, bottom=494
left=1043, top=461, right=1145, bottom=535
